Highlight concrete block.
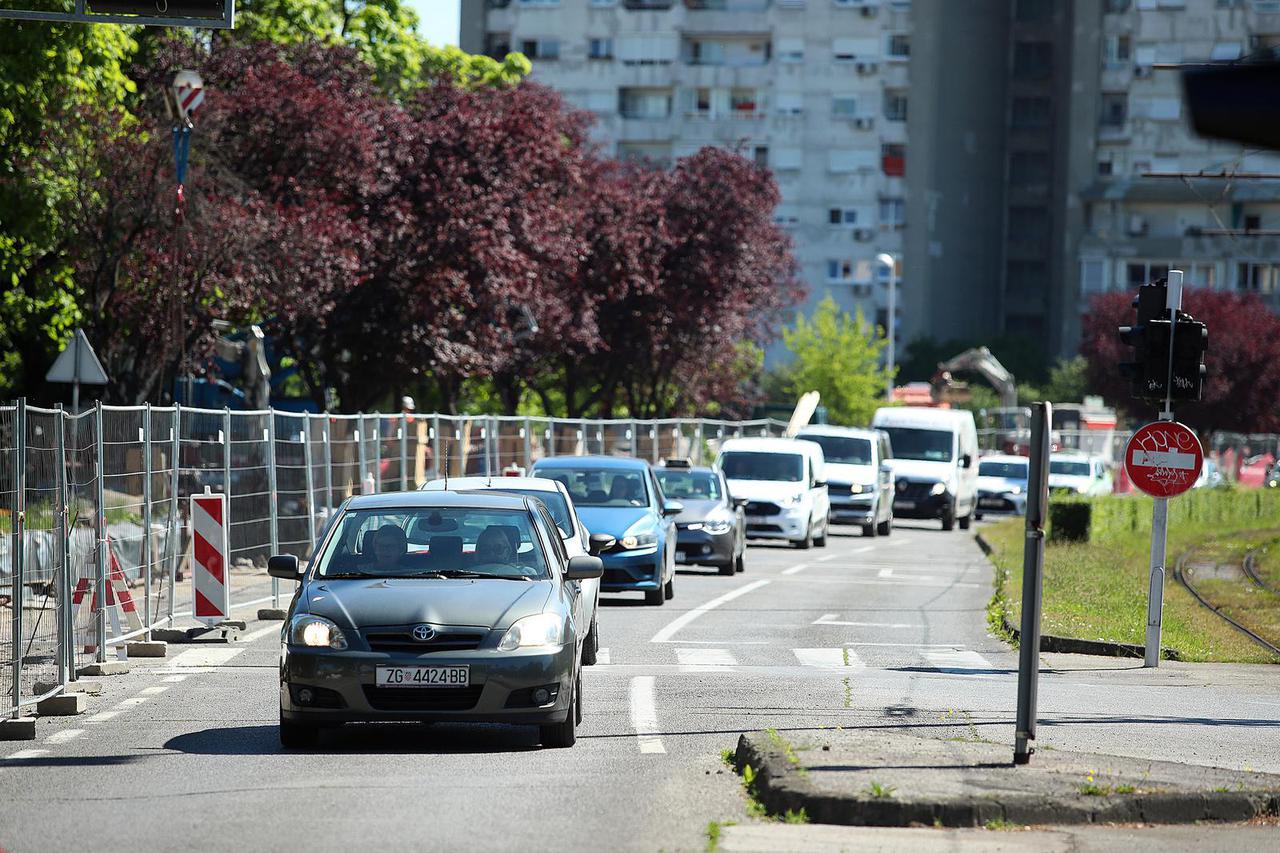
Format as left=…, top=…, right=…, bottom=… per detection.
left=151, top=628, right=192, bottom=643
left=0, top=717, right=37, bottom=741
left=78, top=661, right=130, bottom=676
left=36, top=693, right=87, bottom=716
left=257, top=608, right=287, bottom=621
left=220, top=620, right=249, bottom=630
left=32, top=680, right=103, bottom=696
left=126, top=641, right=168, bottom=658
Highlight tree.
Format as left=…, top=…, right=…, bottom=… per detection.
left=780, top=295, right=892, bottom=427
left=1081, top=290, right=1280, bottom=433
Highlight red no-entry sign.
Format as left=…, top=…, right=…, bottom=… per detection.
left=1124, top=421, right=1203, bottom=498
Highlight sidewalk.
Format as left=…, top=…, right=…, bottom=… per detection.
left=733, top=728, right=1280, bottom=828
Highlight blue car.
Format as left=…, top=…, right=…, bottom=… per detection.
left=530, top=456, right=681, bottom=606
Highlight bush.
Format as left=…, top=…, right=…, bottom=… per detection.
left=1046, top=488, right=1280, bottom=546
left=1048, top=501, right=1091, bottom=543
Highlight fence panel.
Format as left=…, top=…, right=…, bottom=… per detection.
left=1, top=404, right=17, bottom=714
left=274, top=412, right=312, bottom=559
left=16, top=407, right=66, bottom=704
left=66, top=410, right=99, bottom=674
left=145, top=407, right=179, bottom=627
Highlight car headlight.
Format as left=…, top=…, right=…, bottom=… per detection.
left=930, top=482, right=947, bottom=496
left=620, top=531, right=658, bottom=550
left=288, top=614, right=348, bottom=650
left=704, top=517, right=734, bottom=535
left=1009, top=485, right=1023, bottom=495
left=498, top=613, right=565, bottom=651
left=849, top=483, right=865, bottom=494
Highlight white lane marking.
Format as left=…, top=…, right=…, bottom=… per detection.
left=793, top=648, right=864, bottom=668
left=781, top=562, right=809, bottom=576
left=162, top=675, right=188, bottom=683
left=165, top=646, right=246, bottom=668
left=890, top=539, right=909, bottom=547
left=596, top=648, right=611, bottom=665
left=4, top=749, right=50, bottom=761
left=846, top=642, right=972, bottom=648
left=115, top=697, right=148, bottom=709
left=813, top=614, right=922, bottom=629
left=878, top=567, right=893, bottom=578
left=629, top=676, right=666, bottom=754
left=778, top=578, right=982, bottom=589
left=921, top=649, right=994, bottom=671
left=816, top=554, right=839, bottom=562
left=669, top=640, right=770, bottom=645
left=85, top=710, right=123, bottom=724
left=676, top=648, right=737, bottom=671
left=139, top=686, right=169, bottom=696
left=650, top=579, right=771, bottom=643
left=242, top=623, right=283, bottom=643
left=852, top=545, right=876, bottom=554
left=45, top=729, right=84, bottom=745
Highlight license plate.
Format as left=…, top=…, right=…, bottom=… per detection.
left=980, top=498, right=1003, bottom=508
left=746, top=516, right=770, bottom=525
left=895, top=500, right=916, bottom=510
left=375, top=665, right=469, bottom=688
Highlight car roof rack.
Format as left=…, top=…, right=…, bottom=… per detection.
left=662, top=457, right=693, bottom=468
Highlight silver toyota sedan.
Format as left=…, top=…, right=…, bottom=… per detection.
left=268, top=491, right=603, bottom=749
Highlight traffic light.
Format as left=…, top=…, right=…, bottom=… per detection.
left=1169, top=314, right=1208, bottom=402
left=1116, top=279, right=1208, bottom=404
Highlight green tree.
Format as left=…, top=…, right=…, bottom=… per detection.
left=780, top=296, right=892, bottom=427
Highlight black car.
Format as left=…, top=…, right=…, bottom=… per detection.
left=655, top=460, right=746, bottom=576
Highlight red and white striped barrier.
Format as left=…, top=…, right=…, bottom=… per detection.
left=73, top=536, right=144, bottom=655
left=191, top=492, right=231, bottom=628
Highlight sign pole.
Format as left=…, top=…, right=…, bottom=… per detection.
left=1014, top=401, right=1051, bottom=765
left=1146, top=271, right=1180, bottom=668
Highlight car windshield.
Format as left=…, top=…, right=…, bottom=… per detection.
left=879, top=427, right=954, bottom=462
left=1051, top=460, right=1092, bottom=477
left=467, top=489, right=574, bottom=537
left=799, top=435, right=872, bottom=465
left=655, top=470, right=723, bottom=500
left=979, top=461, right=1028, bottom=479
left=314, top=507, right=548, bottom=579
left=719, top=451, right=805, bottom=482
left=535, top=468, right=650, bottom=508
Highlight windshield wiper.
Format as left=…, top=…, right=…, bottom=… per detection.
left=402, top=569, right=531, bottom=580
left=321, top=571, right=376, bottom=579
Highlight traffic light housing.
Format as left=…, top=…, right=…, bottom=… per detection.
left=1116, top=279, right=1208, bottom=404
left=1169, top=315, right=1208, bottom=402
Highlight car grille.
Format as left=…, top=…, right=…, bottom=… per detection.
left=744, top=501, right=781, bottom=516
left=362, top=629, right=486, bottom=654
left=747, top=523, right=784, bottom=533
left=895, top=481, right=937, bottom=501
left=361, top=685, right=484, bottom=712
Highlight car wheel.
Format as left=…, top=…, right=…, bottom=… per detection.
left=974, top=511, right=984, bottom=521
left=582, top=618, right=598, bottom=666
left=718, top=559, right=735, bottom=576
left=734, top=553, right=745, bottom=573
left=664, top=577, right=675, bottom=600
left=815, top=521, right=828, bottom=548
left=959, top=512, right=972, bottom=530
left=540, top=679, right=577, bottom=749
left=941, top=509, right=955, bottom=531
left=876, top=516, right=892, bottom=537
left=279, top=715, right=318, bottom=750
left=644, top=588, right=665, bottom=606
left=861, top=523, right=876, bottom=538
left=575, top=675, right=584, bottom=725
left=793, top=518, right=813, bottom=549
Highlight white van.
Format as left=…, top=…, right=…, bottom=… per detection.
left=796, top=426, right=894, bottom=537
left=870, top=407, right=979, bottom=531
left=714, top=437, right=830, bottom=549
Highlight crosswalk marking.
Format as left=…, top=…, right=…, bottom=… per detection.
left=629, top=676, right=666, bottom=754
left=676, top=648, right=737, bottom=671
left=920, top=649, right=993, bottom=671
left=793, top=648, right=863, bottom=668
left=44, top=729, right=84, bottom=745
left=4, top=749, right=49, bottom=761
left=596, top=648, right=610, bottom=665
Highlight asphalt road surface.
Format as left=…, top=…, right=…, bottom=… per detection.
left=3, top=521, right=1278, bottom=852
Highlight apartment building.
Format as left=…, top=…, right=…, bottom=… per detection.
left=460, top=0, right=914, bottom=359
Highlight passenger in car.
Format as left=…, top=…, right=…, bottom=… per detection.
left=473, top=526, right=517, bottom=567
left=369, top=525, right=410, bottom=572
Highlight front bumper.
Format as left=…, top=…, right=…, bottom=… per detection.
left=892, top=490, right=951, bottom=520
left=599, top=548, right=663, bottom=591
left=675, top=527, right=736, bottom=565
left=281, top=643, right=576, bottom=725
left=744, top=509, right=808, bottom=540
left=977, top=490, right=1026, bottom=515
left=830, top=495, right=876, bottom=525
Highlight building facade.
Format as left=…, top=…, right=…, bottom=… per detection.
left=461, top=0, right=913, bottom=360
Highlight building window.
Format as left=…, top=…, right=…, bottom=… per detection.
left=832, top=96, right=859, bottom=118
left=1013, top=41, right=1052, bottom=79
left=588, top=38, right=614, bottom=59
left=881, top=143, right=905, bottom=177
left=519, top=0, right=561, bottom=6
left=1008, top=206, right=1049, bottom=250
left=1097, top=158, right=1113, bottom=176
left=773, top=147, right=802, bottom=170
left=619, top=88, right=672, bottom=119
left=879, top=197, right=905, bottom=227
left=883, top=90, right=908, bottom=122
left=777, top=37, right=804, bottom=63
left=827, top=259, right=855, bottom=282
left=1100, top=93, right=1127, bottom=127
left=753, top=146, right=769, bottom=168
left=1106, top=0, right=1131, bottom=11
left=1015, top=0, right=1052, bottom=21
left=829, top=208, right=860, bottom=227
left=886, top=34, right=910, bottom=59
left=775, top=92, right=804, bottom=115
left=1238, top=262, right=1280, bottom=294
left=521, top=39, right=561, bottom=60
left=688, top=87, right=713, bottom=116
left=1104, top=34, right=1131, bottom=67
left=1011, top=97, right=1051, bottom=129
left=1080, top=259, right=1106, bottom=295
left=1007, top=261, right=1047, bottom=295
left=1127, top=261, right=1169, bottom=289
left=730, top=88, right=760, bottom=114
left=486, top=33, right=512, bottom=59
left=1010, top=151, right=1051, bottom=188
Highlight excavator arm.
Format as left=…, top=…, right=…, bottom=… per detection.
left=932, top=347, right=1017, bottom=410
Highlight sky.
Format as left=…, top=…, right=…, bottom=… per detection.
left=408, top=0, right=461, bottom=47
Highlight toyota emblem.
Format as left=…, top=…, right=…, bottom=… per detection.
left=411, top=624, right=435, bottom=642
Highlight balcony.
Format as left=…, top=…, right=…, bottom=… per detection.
left=882, top=155, right=904, bottom=177
left=625, top=0, right=675, bottom=8
left=682, top=37, right=772, bottom=67
left=684, top=0, right=769, bottom=8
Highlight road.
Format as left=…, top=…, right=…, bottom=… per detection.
left=2, top=521, right=1278, bottom=852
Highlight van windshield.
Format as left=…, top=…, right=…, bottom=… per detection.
left=799, top=435, right=872, bottom=465
left=719, top=451, right=805, bottom=483
left=879, top=428, right=954, bottom=462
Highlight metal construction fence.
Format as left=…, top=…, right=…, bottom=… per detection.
left=1, top=401, right=787, bottom=716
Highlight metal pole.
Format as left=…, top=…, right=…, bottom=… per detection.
left=55, top=405, right=71, bottom=685
left=695, top=421, right=705, bottom=466
left=168, top=406, right=181, bottom=622
left=1014, top=401, right=1051, bottom=765
left=482, top=422, right=490, bottom=479
left=322, top=415, right=333, bottom=514
left=356, top=415, right=368, bottom=494
left=93, top=402, right=106, bottom=664
left=1146, top=272, right=1182, bottom=667
left=301, top=420, right=316, bottom=553
left=399, top=413, right=409, bottom=492
left=11, top=399, right=27, bottom=715
left=141, top=404, right=153, bottom=639
left=523, top=418, right=532, bottom=470
left=266, top=411, right=279, bottom=608
left=887, top=264, right=897, bottom=400
left=630, top=420, right=638, bottom=458
left=372, top=414, right=382, bottom=493
left=431, top=415, right=442, bottom=480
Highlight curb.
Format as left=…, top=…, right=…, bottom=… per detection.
left=734, top=732, right=1280, bottom=828
left=975, top=532, right=1182, bottom=661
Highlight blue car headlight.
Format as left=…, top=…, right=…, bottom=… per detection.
left=620, top=530, right=658, bottom=550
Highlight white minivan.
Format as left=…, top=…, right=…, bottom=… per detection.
left=714, top=437, right=830, bottom=549
left=796, top=425, right=895, bottom=538
left=870, top=407, right=979, bottom=531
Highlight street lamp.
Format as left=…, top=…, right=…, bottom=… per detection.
left=876, top=253, right=898, bottom=401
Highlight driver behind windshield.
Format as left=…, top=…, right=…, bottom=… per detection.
left=473, top=526, right=517, bottom=567
left=369, top=524, right=409, bottom=572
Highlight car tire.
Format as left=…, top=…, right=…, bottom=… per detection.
left=941, top=510, right=955, bottom=531
left=540, top=679, right=578, bottom=749
left=575, top=675, right=584, bottom=725
left=734, top=553, right=745, bottom=573
left=718, top=559, right=735, bottom=576
left=664, top=577, right=675, bottom=600
left=582, top=618, right=599, bottom=666
left=644, top=588, right=665, bottom=606
left=279, top=716, right=319, bottom=750
left=974, top=511, right=984, bottom=521
left=815, top=521, right=829, bottom=548
left=959, top=513, right=972, bottom=530
left=793, top=519, right=813, bottom=549
left=861, top=523, right=876, bottom=538
left=876, top=516, right=892, bottom=537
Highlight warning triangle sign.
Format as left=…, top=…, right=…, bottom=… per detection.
left=45, top=329, right=109, bottom=385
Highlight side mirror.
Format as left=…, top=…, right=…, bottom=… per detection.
left=961, top=454, right=973, bottom=469
left=731, top=496, right=748, bottom=509
left=880, top=462, right=893, bottom=474
left=588, top=532, right=616, bottom=556
left=565, top=555, right=604, bottom=581
left=662, top=500, right=685, bottom=517
left=813, top=479, right=827, bottom=488
left=267, top=554, right=301, bottom=580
